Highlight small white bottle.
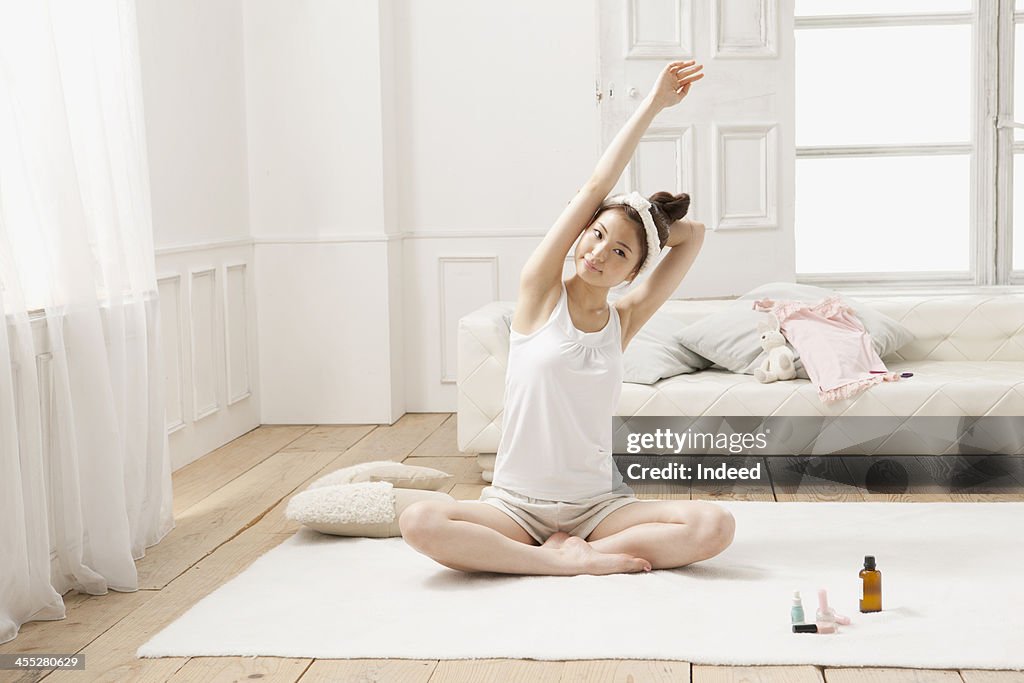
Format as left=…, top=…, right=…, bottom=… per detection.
left=791, top=590, right=805, bottom=625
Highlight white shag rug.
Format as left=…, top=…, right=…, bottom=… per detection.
left=137, top=501, right=1024, bottom=669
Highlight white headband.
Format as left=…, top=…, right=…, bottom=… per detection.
left=604, top=191, right=662, bottom=279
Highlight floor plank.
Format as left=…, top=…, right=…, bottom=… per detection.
left=960, top=672, right=1024, bottom=682
left=560, top=659, right=689, bottom=682
left=428, top=659, right=563, bottom=682
left=172, top=425, right=316, bottom=515
left=342, top=413, right=449, bottom=461
left=823, top=668, right=963, bottom=682
left=166, top=656, right=313, bottom=682
left=299, top=659, right=436, bottom=682
left=694, top=665, right=825, bottom=682
left=279, top=424, right=375, bottom=453
left=407, top=414, right=462, bottom=458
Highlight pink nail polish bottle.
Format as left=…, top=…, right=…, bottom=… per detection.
left=816, top=588, right=838, bottom=634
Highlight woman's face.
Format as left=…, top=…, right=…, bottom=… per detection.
left=575, top=209, right=643, bottom=285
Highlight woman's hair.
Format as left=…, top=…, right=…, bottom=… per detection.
left=590, top=191, right=690, bottom=277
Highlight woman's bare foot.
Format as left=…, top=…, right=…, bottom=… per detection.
left=541, top=531, right=572, bottom=550
left=557, top=536, right=651, bottom=575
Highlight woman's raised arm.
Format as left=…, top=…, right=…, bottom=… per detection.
left=520, top=61, right=704, bottom=291
left=589, top=60, right=704, bottom=195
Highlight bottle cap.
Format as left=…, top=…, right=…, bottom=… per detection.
left=792, top=590, right=802, bottom=605
left=817, top=588, right=829, bottom=611
left=793, top=623, right=818, bottom=633
left=864, top=555, right=876, bottom=570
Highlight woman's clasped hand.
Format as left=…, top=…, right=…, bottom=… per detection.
left=647, top=60, right=704, bottom=111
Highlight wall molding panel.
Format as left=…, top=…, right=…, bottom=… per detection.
left=438, top=256, right=498, bottom=384
left=224, top=263, right=252, bottom=406
left=157, top=274, right=186, bottom=434
left=626, top=0, right=693, bottom=59
left=155, top=242, right=258, bottom=471
left=713, top=0, right=778, bottom=59
left=712, top=123, right=779, bottom=231
left=189, top=267, right=220, bottom=422
left=629, top=126, right=695, bottom=214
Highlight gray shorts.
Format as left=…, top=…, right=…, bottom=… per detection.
left=475, top=483, right=643, bottom=545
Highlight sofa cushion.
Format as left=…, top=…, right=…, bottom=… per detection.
left=676, top=282, right=914, bottom=377
left=622, top=309, right=713, bottom=384
left=619, top=361, right=1024, bottom=423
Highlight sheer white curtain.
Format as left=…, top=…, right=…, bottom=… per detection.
left=0, top=0, right=174, bottom=644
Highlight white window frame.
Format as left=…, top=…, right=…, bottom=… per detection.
left=793, top=2, right=1022, bottom=291
left=1004, top=0, right=1024, bottom=285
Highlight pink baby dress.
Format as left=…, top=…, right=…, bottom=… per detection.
left=752, top=295, right=901, bottom=403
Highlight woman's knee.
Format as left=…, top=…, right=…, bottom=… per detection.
left=398, top=501, right=451, bottom=549
left=700, top=506, right=736, bottom=555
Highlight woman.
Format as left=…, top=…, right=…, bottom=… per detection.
left=400, top=60, right=735, bottom=576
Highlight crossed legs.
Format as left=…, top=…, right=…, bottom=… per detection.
left=584, top=499, right=736, bottom=570
left=399, top=497, right=735, bottom=575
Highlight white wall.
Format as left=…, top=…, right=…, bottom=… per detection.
left=398, top=1, right=600, bottom=412
left=244, top=0, right=404, bottom=424
left=396, top=2, right=600, bottom=232
left=136, top=0, right=249, bottom=249
left=137, top=0, right=260, bottom=469
left=243, top=0, right=598, bottom=422
left=244, top=1, right=394, bottom=237
left=138, top=0, right=799, bottom=428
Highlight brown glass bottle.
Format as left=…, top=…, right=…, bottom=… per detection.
left=859, top=555, right=882, bottom=613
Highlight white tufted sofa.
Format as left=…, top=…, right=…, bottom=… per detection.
left=457, top=292, right=1024, bottom=480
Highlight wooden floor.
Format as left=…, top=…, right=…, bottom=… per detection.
left=3, top=412, right=1024, bottom=683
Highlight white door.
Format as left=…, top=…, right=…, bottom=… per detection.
left=596, top=0, right=796, bottom=295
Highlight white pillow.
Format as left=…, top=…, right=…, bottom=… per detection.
left=623, top=309, right=712, bottom=384
left=308, top=460, right=453, bottom=492
left=286, top=482, right=455, bottom=537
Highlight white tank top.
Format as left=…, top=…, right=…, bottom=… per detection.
left=492, top=280, right=626, bottom=501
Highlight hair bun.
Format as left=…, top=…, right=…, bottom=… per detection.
left=649, top=191, right=690, bottom=222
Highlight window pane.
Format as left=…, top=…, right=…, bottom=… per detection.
left=797, top=0, right=970, bottom=16
left=1015, top=155, right=1024, bottom=271
left=796, top=155, right=970, bottom=274
left=796, top=25, right=971, bottom=146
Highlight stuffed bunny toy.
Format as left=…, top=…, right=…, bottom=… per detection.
left=754, top=317, right=797, bottom=383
